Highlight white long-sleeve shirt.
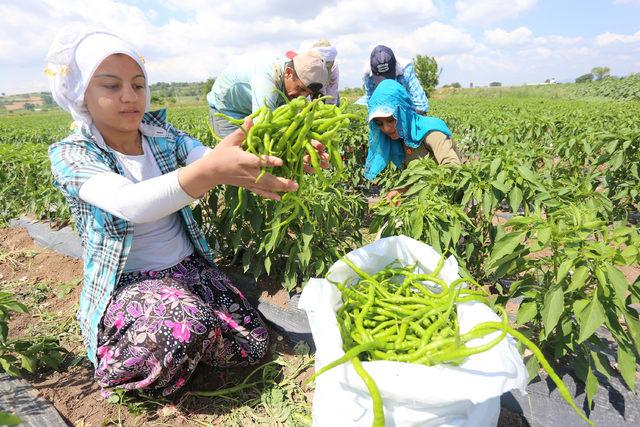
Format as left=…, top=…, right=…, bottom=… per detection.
left=78, top=135, right=212, bottom=272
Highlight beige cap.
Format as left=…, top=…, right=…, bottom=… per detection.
left=292, top=50, right=329, bottom=93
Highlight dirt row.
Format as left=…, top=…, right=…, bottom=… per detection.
left=0, top=227, right=312, bottom=426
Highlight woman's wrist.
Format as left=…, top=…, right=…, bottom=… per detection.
left=178, top=157, right=219, bottom=199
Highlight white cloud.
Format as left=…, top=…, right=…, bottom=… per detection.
left=484, top=27, right=533, bottom=46
left=537, top=35, right=585, bottom=46
left=594, top=30, right=640, bottom=46
left=0, top=0, right=637, bottom=96
left=0, top=0, right=443, bottom=93
left=408, top=23, right=476, bottom=55
left=455, top=0, right=537, bottom=25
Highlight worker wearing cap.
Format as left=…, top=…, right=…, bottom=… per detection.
left=286, top=39, right=340, bottom=105
left=359, top=45, right=429, bottom=114
left=207, top=51, right=329, bottom=138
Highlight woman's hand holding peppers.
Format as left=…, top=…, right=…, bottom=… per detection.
left=178, top=117, right=328, bottom=201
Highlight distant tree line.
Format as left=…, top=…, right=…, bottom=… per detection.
left=576, top=66, right=611, bottom=83
left=149, top=79, right=215, bottom=104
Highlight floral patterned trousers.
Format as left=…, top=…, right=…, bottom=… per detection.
left=95, top=253, right=269, bottom=397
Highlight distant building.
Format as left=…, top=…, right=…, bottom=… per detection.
left=524, top=78, right=558, bottom=86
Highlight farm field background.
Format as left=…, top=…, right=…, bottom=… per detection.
left=1, top=81, right=640, bottom=425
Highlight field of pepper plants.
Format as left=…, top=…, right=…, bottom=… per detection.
left=1, top=87, right=639, bottom=413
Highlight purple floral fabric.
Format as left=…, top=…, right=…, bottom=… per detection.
left=95, top=254, right=268, bottom=397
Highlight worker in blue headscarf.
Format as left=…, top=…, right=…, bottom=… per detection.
left=364, top=79, right=461, bottom=201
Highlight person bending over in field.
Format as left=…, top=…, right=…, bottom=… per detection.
left=358, top=45, right=429, bottom=114
left=46, top=26, right=327, bottom=397
left=206, top=50, right=329, bottom=138
left=287, top=38, right=341, bottom=105
left=364, top=80, right=461, bottom=202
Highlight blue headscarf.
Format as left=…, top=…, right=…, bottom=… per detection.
left=363, top=79, right=451, bottom=180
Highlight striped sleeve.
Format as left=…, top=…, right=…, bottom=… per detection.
left=166, top=122, right=206, bottom=166
left=402, top=63, right=429, bottom=113
left=48, top=140, right=114, bottom=198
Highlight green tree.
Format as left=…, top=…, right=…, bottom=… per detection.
left=450, top=82, right=461, bottom=88
left=41, top=93, right=54, bottom=106
left=575, top=73, right=594, bottom=83
left=413, top=55, right=441, bottom=97
left=202, top=78, right=215, bottom=99
left=591, top=66, right=610, bottom=81
left=489, top=81, right=502, bottom=87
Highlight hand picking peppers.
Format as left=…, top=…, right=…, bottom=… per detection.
left=213, top=96, right=357, bottom=221
left=214, top=96, right=356, bottom=184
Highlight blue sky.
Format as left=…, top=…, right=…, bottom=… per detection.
left=0, top=0, right=639, bottom=95
left=436, top=0, right=640, bottom=37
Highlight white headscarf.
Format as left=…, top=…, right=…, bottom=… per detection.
left=299, top=39, right=338, bottom=64
left=312, top=45, right=337, bottom=63
left=45, top=24, right=150, bottom=126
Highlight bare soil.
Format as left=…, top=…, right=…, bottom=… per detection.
left=0, top=227, right=309, bottom=426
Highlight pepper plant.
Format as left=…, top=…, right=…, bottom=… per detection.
left=0, top=291, right=64, bottom=376
left=205, top=172, right=365, bottom=291
left=595, top=129, right=640, bottom=220
left=487, top=204, right=640, bottom=405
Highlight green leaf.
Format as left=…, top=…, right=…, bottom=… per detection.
left=541, top=286, right=564, bottom=337
left=556, top=259, right=573, bottom=284
left=590, top=350, right=612, bottom=379
left=493, top=249, right=529, bottom=279
left=250, top=210, right=263, bottom=231
left=451, top=219, right=462, bottom=245
left=264, top=257, right=272, bottom=276
left=525, top=356, right=540, bottom=381
left=574, top=355, right=589, bottom=384
left=20, top=355, right=36, bottom=373
left=577, top=292, right=605, bottom=343
left=482, top=190, right=493, bottom=216
left=302, top=222, right=313, bottom=249
left=410, top=209, right=424, bottom=239
left=241, top=250, right=252, bottom=273
left=617, top=345, right=637, bottom=391
left=297, top=242, right=311, bottom=269
left=1, top=301, right=27, bottom=314
left=0, top=412, right=22, bottom=426
left=487, top=231, right=527, bottom=269
left=605, top=265, right=629, bottom=308
left=621, top=245, right=638, bottom=264
left=622, top=311, right=640, bottom=354
left=428, top=223, right=441, bottom=254
left=264, top=227, right=281, bottom=255
left=516, top=301, right=538, bottom=325
left=0, top=323, right=8, bottom=342
left=0, top=356, right=21, bottom=377
left=509, top=186, right=523, bottom=213
left=505, top=215, right=537, bottom=227
left=491, top=179, right=510, bottom=193
left=537, top=226, right=552, bottom=246
left=567, top=266, right=590, bottom=292
left=585, top=366, right=599, bottom=408
left=490, top=157, right=502, bottom=176
left=517, top=165, right=538, bottom=184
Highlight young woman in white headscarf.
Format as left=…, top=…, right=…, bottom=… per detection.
left=46, top=25, right=327, bottom=397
